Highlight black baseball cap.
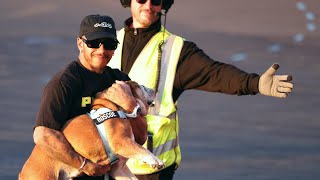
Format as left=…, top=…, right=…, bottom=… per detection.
left=79, top=14, right=118, bottom=42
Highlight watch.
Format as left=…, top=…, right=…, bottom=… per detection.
left=125, top=104, right=141, bottom=118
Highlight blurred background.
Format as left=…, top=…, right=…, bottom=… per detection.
left=1, top=0, right=320, bottom=179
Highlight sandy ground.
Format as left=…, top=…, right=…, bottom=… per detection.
left=1, top=0, right=320, bottom=179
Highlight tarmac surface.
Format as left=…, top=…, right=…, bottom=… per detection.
left=1, top=0, right=320, bottom=179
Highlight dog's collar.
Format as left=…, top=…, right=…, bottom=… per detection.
left=90, top=108, right=127, bottom=125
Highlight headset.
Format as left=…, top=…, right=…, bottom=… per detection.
left=120, top=0, right=174, bottom=13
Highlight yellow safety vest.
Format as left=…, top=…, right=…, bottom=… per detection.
left=108, top=27, right=184, bottom=174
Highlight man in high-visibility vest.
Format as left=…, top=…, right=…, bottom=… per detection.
left=107, top=0, right=294, bottom=179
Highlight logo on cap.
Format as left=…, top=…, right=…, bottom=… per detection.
left=94, top=22, right=112, bottom=28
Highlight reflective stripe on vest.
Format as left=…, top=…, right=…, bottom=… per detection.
left=151, top=112, right=179, bottom=157
left=108, top=27, right=184, bottom=174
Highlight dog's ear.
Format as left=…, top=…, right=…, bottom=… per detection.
left=125, top=81, right=138, bottom=89
left=125, top=81, right=155, bottom=106
left=125, top=81, right=140, bottom=98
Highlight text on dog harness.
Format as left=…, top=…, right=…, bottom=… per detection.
left=91, top=108, right=127, bottom=125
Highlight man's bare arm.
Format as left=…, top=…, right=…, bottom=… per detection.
left=103, top=80, right=137, bottom=112
left=33, top=126, right=110, bottom=176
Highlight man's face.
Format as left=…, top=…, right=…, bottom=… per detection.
left=131, top=0, right=162, bottom=28
left=77, top=37, right=115, bottom=73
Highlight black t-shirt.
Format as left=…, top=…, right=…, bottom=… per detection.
left=35, top=60, right=130, bottom=130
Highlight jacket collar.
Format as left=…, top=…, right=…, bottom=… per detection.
left=124, top=17, right=162, bottom=34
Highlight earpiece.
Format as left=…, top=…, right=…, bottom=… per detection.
left=120, top=0, right=131, bottom=8
left=162, top=0, right=174, bottom=12
left=120, top=0, right=174, bottom=12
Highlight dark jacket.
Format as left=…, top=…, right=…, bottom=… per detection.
left=120, top=17, right=260, bottom=102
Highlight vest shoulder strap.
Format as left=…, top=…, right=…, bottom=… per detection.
left=150, top=34, right=184, bottom=116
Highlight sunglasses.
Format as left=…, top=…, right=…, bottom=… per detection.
left=81, top=38, right=118, bottom=50
left=136, top=0, right=162, bottom=6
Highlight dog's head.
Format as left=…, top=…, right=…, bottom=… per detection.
left=92, top=81, right=155, bottom=116
left=125, top=81, right=155, bottom=116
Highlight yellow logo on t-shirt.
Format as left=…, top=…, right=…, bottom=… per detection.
left=81, top=96, right=92, bottom=107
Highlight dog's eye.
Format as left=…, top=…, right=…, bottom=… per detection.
left=148, top=101, right=155, bottom=106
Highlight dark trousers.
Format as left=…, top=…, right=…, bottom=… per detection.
left=109, top=163, right=176, bottom=180
left=135, top=163, right=176, bottom=180
left=74, top=175, right=104, bottom=180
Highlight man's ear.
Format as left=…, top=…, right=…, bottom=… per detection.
left=77, top=37, right=83, bottom=52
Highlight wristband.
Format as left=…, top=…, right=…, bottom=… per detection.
left=79, top=157, right=87, bottom=171
left=125, top=104, right=142, bottom=118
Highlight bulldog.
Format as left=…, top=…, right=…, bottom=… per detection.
left=19, top=81, right=164, bottom=180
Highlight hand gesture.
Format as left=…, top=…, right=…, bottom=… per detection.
left=258, top=64, right=293, bottom=98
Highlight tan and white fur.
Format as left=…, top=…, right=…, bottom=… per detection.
left=19, top=81, right=164, bottom=180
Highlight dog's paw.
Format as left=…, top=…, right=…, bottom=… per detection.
left=150, top=160, right=165, bottom=169
left=144, top=156, right=165, bottom=170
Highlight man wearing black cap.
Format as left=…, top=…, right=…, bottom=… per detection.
left=32, top=14, right=138, bottom=179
